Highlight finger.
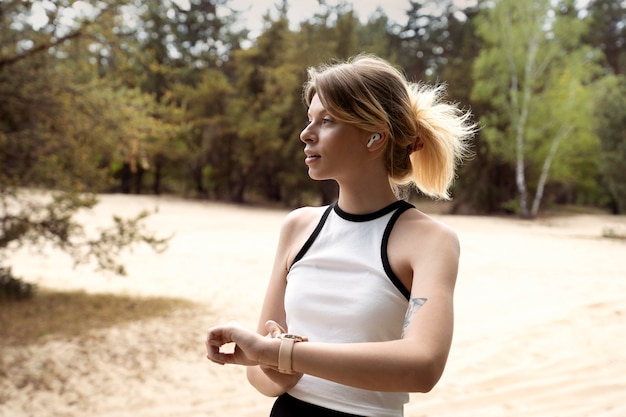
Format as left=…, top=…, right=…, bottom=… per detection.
left=206, top=326, right=234, bottom=348
left=206, top=327, right=233, bottom=363
left=206, top=347, right=226, bottom=364
left=265, top=320, right=286, bottom=338
left=207, top=339, right=239, bottom=365
left=205, top=339, right=224, bottom=362
left=206, top=354, right=225, bottom=365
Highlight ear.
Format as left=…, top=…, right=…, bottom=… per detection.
left=412, top=140, right=424, bottom=152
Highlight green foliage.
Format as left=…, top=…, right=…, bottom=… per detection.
left=0, top=190, right=169, bottom=276
left=224, top=14, right=304, bottom=202
left=165, top=68, right=234, bottom=196
left=472, top=0, right=604, bottom=217
left=0, top=0, right=619, bottom=220
left=594, top=75, right=626, bottom=213
left=583, top=0, right=626, bottom=76
left=118, top=0, right=241, bottom=100
left=0, top=1, right=176, bottom=282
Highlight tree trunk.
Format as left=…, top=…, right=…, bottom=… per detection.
left=530, top=126, right=572, bottom=218
left=508, top=19, right=540, bottom=218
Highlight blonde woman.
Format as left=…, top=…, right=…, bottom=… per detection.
left=206, top=54, right=475, bottom=417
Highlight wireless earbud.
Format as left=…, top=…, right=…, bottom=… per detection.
left=367, top=133, right=381, bottom=148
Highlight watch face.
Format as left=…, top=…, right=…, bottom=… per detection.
left=282, top=334, right=303, bottom=341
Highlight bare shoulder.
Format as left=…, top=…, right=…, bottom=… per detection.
left=281, top=205, right=329, bottom=235
left=278, top=205, right=331, bottom=267
left=397, top=208, right=460, bottom=250
left=388, top=207, right=460, bottom=289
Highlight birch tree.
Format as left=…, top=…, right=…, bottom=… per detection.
left=472, top=0, right=600, bottom=218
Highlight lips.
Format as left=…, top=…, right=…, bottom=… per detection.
left=304, top=150, right=320, bottom=164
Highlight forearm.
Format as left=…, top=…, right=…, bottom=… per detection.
left=245, top=338, right=432, bottom=395
left=208, top=306, right=452, bottom=394
left=284, top=339, right=447, bottom=393
left=211, top=329, right=447, bottom=394
left=246, top=365, right=299, bottom=397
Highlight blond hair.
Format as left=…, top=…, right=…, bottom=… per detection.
left=303, top=54, right=475, bottom=200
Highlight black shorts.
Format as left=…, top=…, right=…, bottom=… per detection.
left=270, top=393, right=365, bottom=417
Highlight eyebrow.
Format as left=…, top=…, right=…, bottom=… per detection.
left=307, top=106, right=328, bottom=119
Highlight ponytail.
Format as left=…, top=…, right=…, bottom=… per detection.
left=402, top=83, right=475, bottom=200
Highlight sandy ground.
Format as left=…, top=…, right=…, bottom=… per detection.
left=2, top=194, right=626, bottom=417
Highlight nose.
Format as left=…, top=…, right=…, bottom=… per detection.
left=300, top=122, right=315, bottom=144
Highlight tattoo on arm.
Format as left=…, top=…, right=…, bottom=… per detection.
left=401, top=297, right=428, bottom=337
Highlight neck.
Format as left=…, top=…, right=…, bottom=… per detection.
left=336, top=178, right=398, bottom=215
left=331, top=151, right=398, bottom=214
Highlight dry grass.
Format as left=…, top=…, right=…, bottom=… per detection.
left=0, top=288, right=196, bottom=347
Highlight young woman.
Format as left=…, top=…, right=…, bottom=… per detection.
left=206, top=54, right=475, bottom=417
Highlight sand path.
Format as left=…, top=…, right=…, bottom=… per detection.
left=3, top=194, right=625, bottom=417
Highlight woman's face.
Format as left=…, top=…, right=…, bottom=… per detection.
left=300, top=94, right=369, bottom=182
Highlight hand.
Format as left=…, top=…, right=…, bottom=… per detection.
left=257, top=320, right=308, bottom=391
left=206, top=321, right=272, bottom=367
left=264, top=320, right=287, bottom=338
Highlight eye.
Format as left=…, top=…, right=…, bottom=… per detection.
left=322, top=117, right=332, bottom=124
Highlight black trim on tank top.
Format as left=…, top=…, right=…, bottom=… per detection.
left=289, top=200, right=416, bottom=301
left=381, top=201, right=415, bottom=300
left=290, top=203, right=334, bottom=267
left=333, top=200, right=408, bottom=222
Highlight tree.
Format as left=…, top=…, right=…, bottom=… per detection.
left=224, top=8, right=304, bottom=203
left=583, top=0, right=626, bottom=76
left=167, top=68, right=235, bottom=197
left=397, top=0, right=470, bottom=81
left=95, top=0, right=247, bottom=195
left=594, top=75, right=626, bottom=213
left=424, top=3, right=491, bottom=211
left=98, top=0, right=242, bottom=99
left=0, top=0, right=171, bottom=295
left=472, top=0, right=601, bottom=218
left=357, top=8, right=400, bottom=61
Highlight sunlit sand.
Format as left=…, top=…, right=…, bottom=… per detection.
left=4, top=194, right=626, bottom=417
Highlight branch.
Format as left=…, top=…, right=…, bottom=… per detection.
left=0, top=29, right=83, bottom=69
left=0, top=1, right=116, bottom=70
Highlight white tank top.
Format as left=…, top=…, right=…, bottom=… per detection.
left=284, top=200, right=414, bottom=417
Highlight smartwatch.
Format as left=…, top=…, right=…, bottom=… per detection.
left=278, top=333, right=304, bottom=374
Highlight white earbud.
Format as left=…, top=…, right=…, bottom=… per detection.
left=367, top=133, right=381, bottom=148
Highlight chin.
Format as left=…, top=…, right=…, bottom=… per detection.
left=307, top=171, right=331, bottom=181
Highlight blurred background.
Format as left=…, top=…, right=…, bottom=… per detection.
left=1, top=3, right=625, bottom=415
left=1, top=0, right=625, bottom=289
left=2, top=0, right=625, bottom=214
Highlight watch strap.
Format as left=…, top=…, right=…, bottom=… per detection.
left=278, top=334, right=303, bottom=374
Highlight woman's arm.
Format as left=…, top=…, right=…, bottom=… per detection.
left=244, top=207, right=323, bottom=396
left=267, top=221, right=457, bottom=392
left=207, top=211, right=459, bottom=394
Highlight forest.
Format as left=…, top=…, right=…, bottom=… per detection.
left=1, top=0, right=626, bottom=291
left=2, top=0, right=626, bottom=212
